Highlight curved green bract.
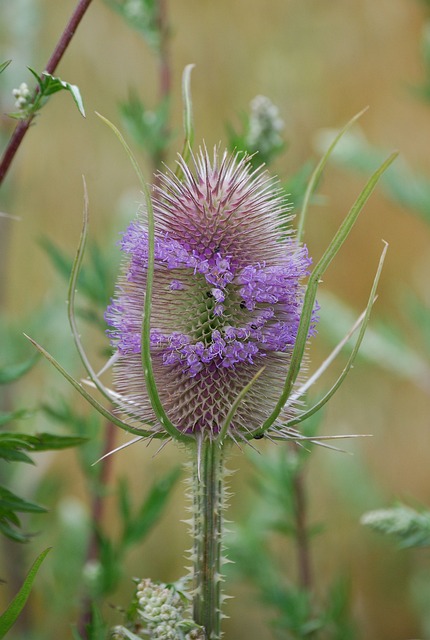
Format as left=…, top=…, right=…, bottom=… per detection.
left=287, top=241, right=388, bottom=428
left=24, top=335, right=161, bottom=439
left=96, top=113, right=193, bottom=444
left=178, top=64, right=195, bottom=172
left=250, top=151, right=398, bottom=439
left=217, top=366, right=265, bottom=445
left=67, top=179, right=115, bottom=405
left=296, top=106, right=369, bottom=244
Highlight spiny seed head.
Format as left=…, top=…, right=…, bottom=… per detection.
left=106, top=147, right=316, bottom=441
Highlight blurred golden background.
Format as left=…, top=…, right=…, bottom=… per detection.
left=1, top=1, right=430, bottom=639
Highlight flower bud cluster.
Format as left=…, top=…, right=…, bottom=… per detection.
left=136, top=578, right=186, bottom=639
left=110, top=626, right=129, bottom=639
left=12, top=82, right=32, bottom=111
left=246, top=95, right=284, bottom=156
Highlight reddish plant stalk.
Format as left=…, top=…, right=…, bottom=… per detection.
left=0, top=0, right=94, bottom=187
left=77, top=418, right=117, bottom=639
left=152, top=0, right=171, bottom=182
left=292, top=469, right=313, bottom=590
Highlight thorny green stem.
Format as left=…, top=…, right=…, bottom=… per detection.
left=0, top=0, right=94, bottom=187
left=192, top=441, right=224, bottom=640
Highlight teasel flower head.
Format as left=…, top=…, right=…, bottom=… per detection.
left=105, top=146, right=316, bottom=444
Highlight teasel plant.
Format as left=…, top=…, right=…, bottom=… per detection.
left=25, top=67, right=396, bottom=639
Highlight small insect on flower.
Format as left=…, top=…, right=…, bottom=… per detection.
left=105, top=147, right=316, bottom=443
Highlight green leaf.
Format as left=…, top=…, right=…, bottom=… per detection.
left=39, top=72, right=86, bottom=117
left=0, top=486, right=47, bottom=515
left=0, top=60, right=11, bottom=75
left=84, top=604, right=108, bottom=640
left=251, top=150, right=398, bottom=438
left=0, top=548, right=51, bottom=638
left=0, top=354, right=39, bottom=384
left=361, top=504, right=430, bottom=549
left=297, top=107, right=368, bottom=243
left=39, top=236, right=72, bottom=280
left=104, top=0, right=160, bottom=50
left=122, top=467, right=181, bottom=547
left=96, top=112, right=191, bottom=444
left=0, top=431, right=86, bottom=468
left=0, top=408, right=32, bottom=426
left=118, top=477, right=132, bottom=526
left=315, top=127, right=430, bottom=225
left=96, top=531, right=122, bottom=594
left=287, top=242, right=388, bottom=428
left=120, top=92, right=171, bottom=157
left=0, top=448, right=34, bottom=464
left=318, top=290, right=430, bottom=391
left=29, top=432, right=88, bottom=451
left=0, top=520, right=29, bottom=544
left=178, top=64, right=195, bottom=172
left=25, top=333, right=155, bottom=438
left=25, top=68, right=85, bottom=118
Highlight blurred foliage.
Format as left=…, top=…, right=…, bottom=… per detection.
left=229, top=416, right=356, bottom=640
left=361, top=504, right=430, bottom=549
left=40, top=236, right=120, bottom=331
left=315, top=127, right=430, bottom=225
left=2, top=0, right=430, bottom=638
left=0, top=548, right=51, bottom=638
left=0, top=355, right=86, bottom=544
left=104, top=0, right=161, bottom=51
left=120, top=93, right=172, bottom=162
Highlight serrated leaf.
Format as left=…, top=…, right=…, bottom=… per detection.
left=39, top=72, right=85, bottom=117
left=0, top=548, right=51, bottom=638
left=0, top=355, right=39, bottom=384
left=122, top=467, right=180, bottom=547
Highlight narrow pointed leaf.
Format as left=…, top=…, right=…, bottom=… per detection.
left=252, top=151, right=398, bottom=438
left=296, top=106, right=369, bottom=243
left=287, top=242, right=388, bottom=427
left=96, top=113, right=192, bottom=444
left=0, top=548, right=51, bottom=638
left=179, top=64, right=195, bottom=168
left=24, top=334, right=158, bottom=439
left=0, top=60, right=11, bottom=75
left=0, top=486, right=46, bottom=514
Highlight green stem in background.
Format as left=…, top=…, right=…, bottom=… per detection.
left=192, top=440, right=225, bottom=640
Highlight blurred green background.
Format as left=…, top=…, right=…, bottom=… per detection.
left=1, top=1, right=430, bottom=639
